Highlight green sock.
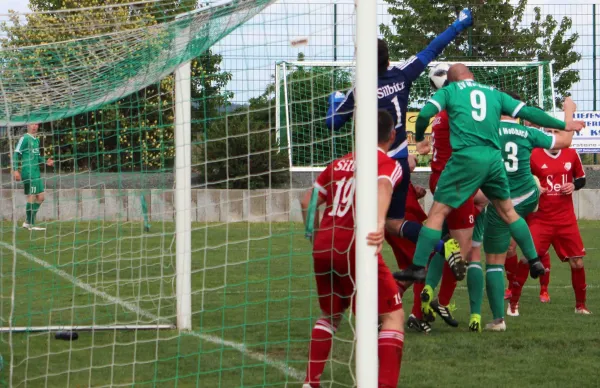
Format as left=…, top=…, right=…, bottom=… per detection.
left=425, top=253, right=445, bottom=289
left=486, top=264, right=505, bottom=320
left=467, top=262, right=484, bottom=315
left=508, top=217, right=537, bottom=261
left=32, top=202, right=41, bottom=224
left=26, top=203, right=33, bottom=224
left=413, top=226, right=442, bottom=267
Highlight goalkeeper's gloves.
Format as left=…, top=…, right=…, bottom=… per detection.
left=326, top=91, right=347, bottom=131
left=452, top=9, right=473, bottom=33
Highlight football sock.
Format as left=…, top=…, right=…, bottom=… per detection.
left=378, top=330, right=404, bottom=388
left=467, top=262, right=484, bottom=315
left=411, top=282, right=424, bottom=319
left=32, top=202, right=41, bottom=224
left=413, top=226, right=442, bottom=267
left=437, top=262, right=457, bottom=306
left=539, top=253, right=551, bottom=291
left=305, top=318, right=336, bottom=386
left=508, top=218, right=537, bottom=261
left=505, top=253, right=518, bottom=285
left=510, top=260, right=530, bottom=305
left=571, top=267, right=587, bottom=308
left=399, top=220, right=421, bottom=244
left=486, top=264, right=505, bottom=320
left=26, top=202, right=33, bottom=224
left=425, top=253, right=444, bottom=289
left=396, top=281, right=409, bottom=297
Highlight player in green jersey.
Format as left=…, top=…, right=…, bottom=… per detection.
left=468, top=95, right=577, bottom=332
left=13, top=123, right=54, bottom=231
left=394, top=64, right=585, bottom=284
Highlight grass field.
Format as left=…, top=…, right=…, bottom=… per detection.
left=1, top=219, right=599, bottom=387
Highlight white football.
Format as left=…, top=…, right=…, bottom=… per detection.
left=429, top=63, right=450, bottom=90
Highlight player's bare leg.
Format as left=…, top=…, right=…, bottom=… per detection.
left=569, top=257, right=591, bottom=314
left=490, top=198, right=545, bottom=278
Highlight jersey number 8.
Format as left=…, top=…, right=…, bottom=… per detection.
left=470, top=90, right=487, bottom=122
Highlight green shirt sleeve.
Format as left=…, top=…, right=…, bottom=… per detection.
left=517, top=106, right=566, bottom=130
left=528, top=126, right=555, bottom=150
left=416, top=87, right=448, bottom=142
left=38, top=153, right=46, bottom=164
left=499, top=91, right=526, bottom=118
left=13, top=136, right=26, bottom=171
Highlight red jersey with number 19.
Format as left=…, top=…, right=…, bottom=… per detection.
left=312, top=150, right=403, bottom=256
left=529, top=148, right=585, bottom=225
left=430, top=110, right=452, bottom=173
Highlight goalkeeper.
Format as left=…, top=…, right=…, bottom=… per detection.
left=13, top=123, right=54, bottom=231
left=326, top=9, right=473, bottom=258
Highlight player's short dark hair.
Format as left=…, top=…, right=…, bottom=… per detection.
left=504, top=90, right=522, bottom=101
left=378, top=109, right=394, bottom=143
left=378, top=39, right=389, bottom=75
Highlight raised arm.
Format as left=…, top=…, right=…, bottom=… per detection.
left=325, top=90, right=354, bottom=132
left=400, top=9, right=473, bottom=82
left=550, top=97, right=577, bottom=149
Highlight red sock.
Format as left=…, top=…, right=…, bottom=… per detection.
left=378, top=330, right=404, bottom=388
left=571, top=267, right=587, bottom=308
left=411, top=282, right=424, bottom=319
left=505, top=253, right=518, bottom=285
left=510, top=260, right=530, bottom=305
left=305, top=318, right=336, bottom=386
left=396, top=280, right=409, bottom=298
left=437, top=262, right=457, bottom=306
left=539, top=253, right=551, bottom=292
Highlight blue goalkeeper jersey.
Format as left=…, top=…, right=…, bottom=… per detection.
left=330, top=57, right=426, bottom=159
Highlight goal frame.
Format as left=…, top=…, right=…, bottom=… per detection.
left=275, top=60, right=555, bottom=173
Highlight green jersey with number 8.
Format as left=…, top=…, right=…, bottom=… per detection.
left=428, top=80, right=525, bottom=151
left=499, top=120, right=555, bottom=198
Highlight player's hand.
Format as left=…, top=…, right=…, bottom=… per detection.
left=366, top=224, right=386, bottom=255
left=414, top=185, right=427, bottom=199
left=564, top=120, right=585, bottom=132
left=416, top=140, right=430, bottom=155
left=453, top=9, right=473, bottom=32
left=13, top=170, right=21, bottom=181
left=561, top=182, right=575, bottom=195
left=46, top=158, right=54, bottom=167
left=563, top=96, right=576, bottom=114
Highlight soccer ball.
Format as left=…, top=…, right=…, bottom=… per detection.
left=429, top=63, right=450, bottom=90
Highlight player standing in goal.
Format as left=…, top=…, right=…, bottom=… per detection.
left=326, top=9, right=473, bottom=272
left=301, top=111, right=405, bottom=388
left=394, top=64, right=586, bottom=283
left=13, top=123, right=54, bottom=231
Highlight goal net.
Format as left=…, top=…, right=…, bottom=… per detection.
left=276, top=60, right=556, bottom=172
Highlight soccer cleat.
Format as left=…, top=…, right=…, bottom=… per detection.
left=468, top=314, right=481, bottom=333
left=22, top=222, right=32, bottom=230
left=507, top=303, right=520, bottom=317
left=575, top=306, right=592, bottom=315
left=504, top=288, right=512, bottom=300
left=393, top=264, right=426, bottom=282
left=420, top=285, right=436, bottom=322
left=407, top=314, right=432, bottom=334
left=431, top=299, right=459, bottom=327
left=444, top=239, right=466, bottom=281
left=31, top=226, right=46, bottom=231
left=528, top=259, right=545, bottom=279
left=539, top=290, right=550, bottom=303
left=485, top=319, right=507, bottom=332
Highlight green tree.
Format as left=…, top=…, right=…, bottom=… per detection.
left=380, top=0, right=580, bottom=107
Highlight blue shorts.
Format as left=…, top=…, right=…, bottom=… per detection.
left=386, top=157, right=410, bottom=220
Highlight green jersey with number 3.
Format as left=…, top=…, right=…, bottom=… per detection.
left=428, top=80, right=525, bottom=151
left=499, top=120, right=555, bottom=198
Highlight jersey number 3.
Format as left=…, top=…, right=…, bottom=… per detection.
left=504, top=141, right=518, bottom=172
left=470, top=90, right=487, bottom=122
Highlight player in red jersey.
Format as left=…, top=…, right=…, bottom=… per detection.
left=508, top=125, right=589, bottom=316
left=301, top=110, right=405, bottom=388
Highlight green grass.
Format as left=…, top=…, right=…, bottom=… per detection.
left=1, top=219, right=599, bottom=387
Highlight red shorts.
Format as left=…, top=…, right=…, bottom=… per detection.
left=313, top=253, right=402, bottom=316
left=430, top=171, right=475, bottom=230
left=385, top=231, right=415, bottom=270
left=526, top=218, right=586, bottom=262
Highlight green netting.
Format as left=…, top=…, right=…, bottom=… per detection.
left=278, top=61, right=554, bottom=168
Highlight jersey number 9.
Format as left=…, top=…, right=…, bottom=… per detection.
left=470, top=90, right=487, bottom=122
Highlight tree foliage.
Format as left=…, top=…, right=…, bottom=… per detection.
left=380, top=0, right=580, bottom=107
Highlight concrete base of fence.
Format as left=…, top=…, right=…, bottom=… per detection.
left=0, top=188, right=597, bottom=222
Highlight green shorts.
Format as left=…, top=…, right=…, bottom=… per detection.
left=23, top=176, right=44, bottom=196
left=433, top=147, right=510, bottom=209
left=483, top=189, right=539, bottom=254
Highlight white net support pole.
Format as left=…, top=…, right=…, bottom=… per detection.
left=175, top=60, right=193, bottom=331
left=354, top=0, right=378, bottom=386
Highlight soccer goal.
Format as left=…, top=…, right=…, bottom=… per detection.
left=276, top=60, right=556, bottom=172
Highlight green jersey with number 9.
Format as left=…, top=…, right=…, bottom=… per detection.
left=428, top=80, right=525, bottom=151
left=499, top=120, right=555, bottom=198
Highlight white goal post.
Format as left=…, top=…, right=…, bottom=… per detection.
left=275, top=60, right=556, bottom=173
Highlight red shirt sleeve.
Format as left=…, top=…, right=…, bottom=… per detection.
left=314, top=163, right=333, bottom=200
left=572, top=150, right=585, bottom=179
left=378, top=158, right=403, bottom=188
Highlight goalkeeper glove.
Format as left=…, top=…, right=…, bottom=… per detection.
left=326, top=91, right=347, bottom=130
left=452, top=9, right=473, bottom=33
